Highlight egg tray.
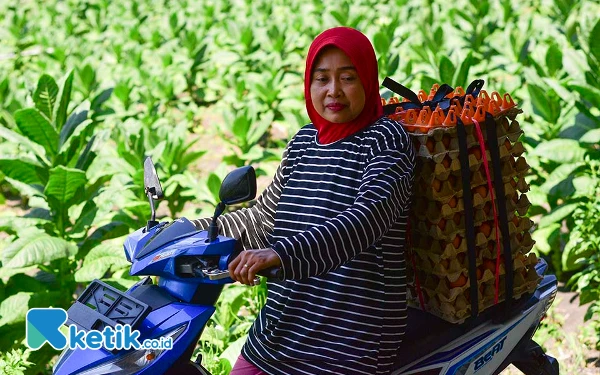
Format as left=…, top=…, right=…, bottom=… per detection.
left=407, top=266, right=541, bottom=324
left=415, top=154, right=530, bottom=189
left=415, top=133, right=525, bottom=163
left=414, top=170, right=530, bottom=205
left=415, top=200, right=531, bottom=232
left=411, top=237, right=536, bottom=272
left=409, top=230, right=535, bottom=262
left=405, top=109, right=523, bottom=154
left=416, top=141, right=525, bottom=182
left=412, top=191, right=531, bottom=222
left=411, top=208, right=533, bottom=242
left=410, top=264, right=539, bottom=307
left=412, top=248, right=538, bottom=282
left=402, top=105, right=522, bottom=134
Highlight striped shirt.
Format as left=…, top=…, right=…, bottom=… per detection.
left=194, top=116, right=415, bottom=374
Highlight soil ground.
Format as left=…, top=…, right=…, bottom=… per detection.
left=503, top=283, right=600, bottom=374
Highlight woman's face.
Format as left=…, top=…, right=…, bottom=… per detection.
left=310, top=47, right=366, bottom=124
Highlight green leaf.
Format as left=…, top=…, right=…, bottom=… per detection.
left=44, top=166, right=87, bottom=206
left=53, top=70, right=74, bottom=131
left=562, top=234, right=593, bottom=272
left=526, top=184, right=548, bottom=208
left=538, top=203, right=579, bottom=228
left=232, top=115, right=250, bottom=144
left=247, top=112, right=273, bottom=146
left=532, top=139, right=587, bottom=163
left=2, top=234, right=76, bottom=268
left=581, top=128, right=600, bottom=143
left=545, top=44, right=563, bottom=76
left=59, top=109, right=90, bottom=148
left=0, top=109, right=16, bottom=129
left=527, top=84, right=561, bottom=123
left=77, top=64, right=95, bottom=93
left=75, top=135, right=98, bottom=171
left=572, top=175, right=596, bottom=197
left=33, top=74, right=58, bottom=121
left=68, top=200, right=98, bottom=238
left=207, top=173, right=221, bottom=203
left=532, top=223, right=560, bottom=255
left=6, top=273, right=49, bottom=293
left=373, top=32, right=390, bottom=55
left=75, top=242, right=130, bottom=282
left=3, top=177, right=45, bottom=200
left=439, top=56, right=455, bottom=84
left=589, top=19, right=600, bottom=65
left=579, top=286, right=599, bottom=305
left=90, top=88, right=113, bottom=112
left=539, top=162, right=583, bottom=194
left=570, top=84, right=600, bottom=109
left=454, top=52, right=473, bottom=87
left=0, top=215, right=50, bottom=233
left=181, top=151, right=207, bottom=169
left=0, top=126, right=49, bottom=165
left=219, top=334, right=247, bottom=366
left=78, top=222, right=130, bottom=259
left=14, top=108, right=59, bottom=158
left=0, top=292, right=31, bottom=326
left=387, top=53, right=400, bottom=77
left=0, top=158, right=43, bottom=185
left=0, top=265, right=37, bottom=279
left=330, top=11, right=347, bottom=25
left=0, top=291, right=64, bottom=327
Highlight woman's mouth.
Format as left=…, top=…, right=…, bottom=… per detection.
left=326, top=103, right=347, bottom=112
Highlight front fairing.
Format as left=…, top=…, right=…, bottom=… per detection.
left=123, top=218, right=237, bottom=284
left=53, top=303, right=214, bottom=375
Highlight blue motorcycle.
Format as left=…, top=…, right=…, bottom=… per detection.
left=53, top=158, right=559, bottom=375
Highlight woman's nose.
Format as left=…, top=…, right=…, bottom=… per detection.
left=327, top=80, right=342, bottom=97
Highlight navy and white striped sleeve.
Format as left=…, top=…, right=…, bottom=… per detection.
left=271, top=131, right=415, bottom=279
left=192, top=147, right=289, bottom=250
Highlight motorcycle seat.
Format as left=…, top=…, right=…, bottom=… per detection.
left=396, top=306, right=468, bottom=367
left=396, top=299, right=521, bottom=368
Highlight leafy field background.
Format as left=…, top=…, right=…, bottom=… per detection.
left=0, top=0, right=599, bottom=374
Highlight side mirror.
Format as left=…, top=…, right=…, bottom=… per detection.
left=207, top=166, right=257, bottom=241
left=219, top=165, right=257, bottom=205
left=144, top=157, right=164, bottom=200
left=143, top=157, right=163, bottom=229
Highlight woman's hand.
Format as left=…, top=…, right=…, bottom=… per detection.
left=228, top=248, right=282, bottom=286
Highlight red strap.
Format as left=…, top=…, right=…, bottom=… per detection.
left=406, top=221, right=426, bottom=310
left=472, top=119, right=502, bottom=304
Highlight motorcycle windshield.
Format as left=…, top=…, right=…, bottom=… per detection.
left=135, top=218, right=198, bottom=260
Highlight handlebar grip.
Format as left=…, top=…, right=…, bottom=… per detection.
left=257, top=267, right=283, bottom=280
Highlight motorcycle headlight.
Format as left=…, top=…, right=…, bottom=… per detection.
left=75, top=324, right=187, bottom=375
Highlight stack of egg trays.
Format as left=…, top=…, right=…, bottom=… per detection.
left=405, top=108, right=542, bottom=324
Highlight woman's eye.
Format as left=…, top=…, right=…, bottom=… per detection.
left=342, top=76, right=356, bottom=81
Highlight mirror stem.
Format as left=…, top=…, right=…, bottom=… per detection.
left=146, top=191, right=159, bottom=230
left=208, top=202, right=226, bottom=242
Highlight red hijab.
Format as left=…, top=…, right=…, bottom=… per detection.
left=305, top=27, right=383, bottom=144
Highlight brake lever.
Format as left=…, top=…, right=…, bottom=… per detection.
left=201, top=268, right=262, bottom=285
left=201, top=268, right=230, bottom=280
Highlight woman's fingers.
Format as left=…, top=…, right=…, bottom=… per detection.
left=240, top=262, right=251, bottom=285
left=229, top=248, right=281, bottom=286
left=228, top=255, right=241, bottom=282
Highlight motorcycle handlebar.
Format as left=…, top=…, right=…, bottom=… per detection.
left=258, top=267, right=283, bottom=281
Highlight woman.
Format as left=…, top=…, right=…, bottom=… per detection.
left=194, top=27, right=415, bottom=375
